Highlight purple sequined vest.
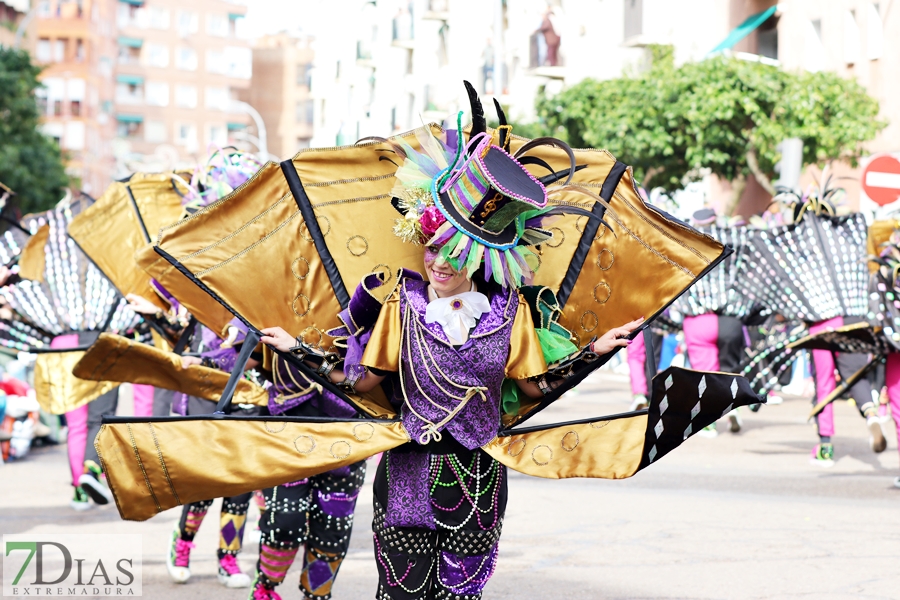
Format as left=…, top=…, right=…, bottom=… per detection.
left=397, top=279, right=516, bottom=449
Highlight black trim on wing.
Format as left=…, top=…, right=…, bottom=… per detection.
left=151, top=245, right=381, bottom=419
left=556, top=160, right=627, bottom=309
left=280, top=159, right=351, bottom=308
left=504, top=244, right=734, bottom=430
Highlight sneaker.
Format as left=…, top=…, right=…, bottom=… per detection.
left=810, top=443, right=835, bottom=468
left=867, top=416, right=887, bottom=453
left=249, top=576, right=282, bottom=600
left=77, top=460, right=112, bottom=505
left=697, top=424, right=718, bottom=438
left=728, top=410, right=742, bottom=433
left=893, top=476, right=900, bottom=490
left=166, top=530, right=194, bottom=584
left=629, top=395, right=648, bottom=411
left=218, top=554, right=251, bottom=588
left=70, top=487, right=91, bottom=512
left=766, top=394, right=783, bottom=405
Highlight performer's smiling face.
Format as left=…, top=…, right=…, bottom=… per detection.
left=424, top=244, right=470, bottom=298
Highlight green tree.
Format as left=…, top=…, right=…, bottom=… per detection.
left=533, top=46, right=885, bottom=211
left=0, top=48, right=69, bottom=215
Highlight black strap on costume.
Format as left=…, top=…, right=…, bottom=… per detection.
left=214, top=329, right=261, bottom=414
left=643, top=328, right=657, bottom=390
left=280, top=159, right=351, bottom=308
left=556, top=160, right=627, bottom=309
left=172, top=316, right=197, bottom=355
left=126, top=185, right=152, bottom=244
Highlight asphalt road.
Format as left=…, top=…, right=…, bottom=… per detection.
left=2, top=371, right=899, bottom=599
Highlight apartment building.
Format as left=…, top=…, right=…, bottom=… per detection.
left=112, top=0, right=251, bottom=173
left=237, top=32, right=313, bottom=160
left=33, top=0, right=118, bottom=195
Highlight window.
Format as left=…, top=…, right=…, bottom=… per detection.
left=36, top=39, right=51, bottom=62
left=207, top=14, right=228, bottom=37
left=64, top=122, right=85, bottom=151
left=36, top=88, right=48, bottom=116
left=296, top=99, right=314, bottom=124
left=624, top=0, right=642, bottom=39
left=177, top=11, right=198, bottom=35
left=296, top=64, right=311, bottom=87
left=757, top=14, right=779, bottom=61
left=175, top=85, right=197, bottom=108
left=205, top=86, right=228, bottom=111
left=68, top=79, right=85, bottom=116
left=804, top=19, right=826, bottom=72
left=148, top=7, right=170, bottom=29
left=144, top=43, right=169, bottom=68
left=36, top=1, right=51, bottom=18
left=115, top=82, right=143, bottom=105
left=145, top=120, right=167, bottom=143
left=206, top=49, right=224, bottom=74
left=175, top=123, right=198, bottom=150
left=145, top=82, right=169, bottom=106
left=844, top=10, right=861, bottom=64
left=867, top=3, right=884, bottom=60
left=117, top=120, right=142, bottom=139
left=75, top=39, right=85, bottom=63
left=208, top=124, right=226, bottom=146
left=53, top=39, right=66, bottom=62
left=41, top=123, right=64, bottom=146
left=224, top=46, right=251, bottom=79
left=176, top=47, right=198, bottom=70
left=43, top=77, right=65, bottom=115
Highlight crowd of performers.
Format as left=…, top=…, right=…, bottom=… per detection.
left=0, top=84, right=898, bottom=600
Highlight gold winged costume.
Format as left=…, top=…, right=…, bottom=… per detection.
left=93, top=93, right=761, bottom=521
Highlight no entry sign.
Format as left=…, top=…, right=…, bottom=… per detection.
left=862, top=154, right=900, bottom=206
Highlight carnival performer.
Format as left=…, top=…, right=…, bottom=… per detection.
left=245, top=354, right=365, bottom=600
left=260, top=120, right=642, bottom=600
left=625, top=329, right=660, bottom=411
left=676, top=209, right=755, bottom=436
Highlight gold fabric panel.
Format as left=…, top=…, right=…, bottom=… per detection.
left=134, top=243, right=235, bottom=337
left=541, top=169, right=722, bottom=345
left=34, top=351, right=118, bottom=414
left=292, top=130, right=431, bottom=296
left=69, top=174, right=186, bottom=310
left=482, top=413, right=647, bottom=479
left=505, top=295, right=547, bottom=380
left=151, top=162, right=345, bottom=344
left=361, top=291, right=401, bottom=373
left=18, top=224, right=48, bottom=281
left=96, top=418, right=410, bottom=521
left=72, top=333, right=268, bottom=406
left=868, top=220, right=898, bottom=272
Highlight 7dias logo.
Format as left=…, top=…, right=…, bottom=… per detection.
left=3, top=535, right=142, bottom=597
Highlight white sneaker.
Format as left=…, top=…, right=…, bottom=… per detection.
left=893, top=476, right=900, bottom=489
left=728, top=410, right=742, bottom=433
left=629, top=395, right=648, bottom=411
left=867, top=416, right=887, bottom=453
left=217, top=554, right=251, bottom=588
left=766, top=394, right=783, bottom=405
left=70, top=488, right=91, bottom=512
left=697, top=424, right=718, bottom=438
left=166, top=530, right=193, bottom=584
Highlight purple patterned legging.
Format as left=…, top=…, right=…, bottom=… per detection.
left=372, top=449, right=506, bottom=600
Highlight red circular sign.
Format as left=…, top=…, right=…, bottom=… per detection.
left=862, top=154, right=900, bottom=206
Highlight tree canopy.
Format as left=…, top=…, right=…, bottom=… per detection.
left=532, top=46, right=886, bottom=204
left=0, top=48, right=69, bottom=215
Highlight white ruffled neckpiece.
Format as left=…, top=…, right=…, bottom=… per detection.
left=425, top=283, right=491, bottom=345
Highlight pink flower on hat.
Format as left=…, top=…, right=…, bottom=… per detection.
left=419, top=206, right=446, bottom=239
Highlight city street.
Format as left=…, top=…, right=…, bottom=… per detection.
left=2, top=371, right=899, bottom=599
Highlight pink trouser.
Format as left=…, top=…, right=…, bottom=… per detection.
left=809, top=316, right=844, bottom=437
left=132, top=384, right=154, bottom=417
left=884, top=354, right=900, bottom=462
left=683, top=314, right=720, bottom=371
left=52, top=334, right=85, bottom=485
left=627, top=333, right=648, bottom=396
